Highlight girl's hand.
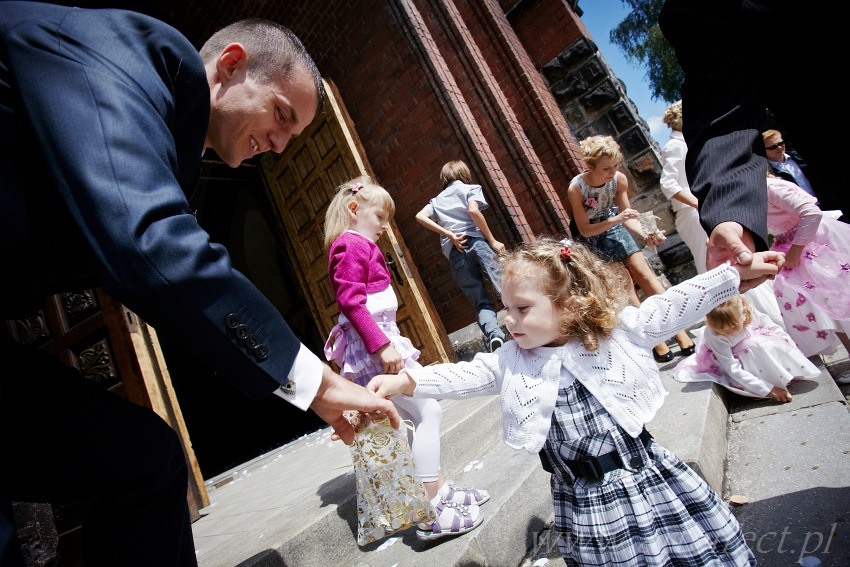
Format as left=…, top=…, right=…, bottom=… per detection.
left=377, top=344, right=403, bottom=374
left=769, top=386, right=793, bottom=403
left=615, top=208, right=640, bottom=223
left=490, top=239, right=506, bottom=255
left=783, top=244, right=804, bottom=270
left=367, top=373, right=414, bottom=398
left=730, top=250, right=785, bottom=291
left=645, top=229, right=667, bottom=247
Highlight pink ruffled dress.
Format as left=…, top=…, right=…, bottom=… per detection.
left=767, top=178, right=850, bottom=356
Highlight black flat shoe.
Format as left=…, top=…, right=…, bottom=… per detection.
left=653, top=349, right=674, bottom=363
left=679, top=345, right=696, bottom=357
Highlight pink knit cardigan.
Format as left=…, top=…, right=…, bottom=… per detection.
left=328, top=231, right=392, bottom=353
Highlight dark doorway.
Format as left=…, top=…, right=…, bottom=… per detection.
left=162, top=156, right=326, bottom=478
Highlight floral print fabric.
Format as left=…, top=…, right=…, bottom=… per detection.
left=348, top=413, right=435, bottom=545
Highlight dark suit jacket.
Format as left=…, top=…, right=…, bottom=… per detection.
left=0, top=1, right=299, bottom=399
left=659, top=0, right=845, bottom=250
left=769, top=150, right=814, bottom=193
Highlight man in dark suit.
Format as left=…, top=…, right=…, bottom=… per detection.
left=763, top=129, right=817, bottom=201
left=659, top=0, right=844, bottom=280
left=0, top=3, right=398, bottom=565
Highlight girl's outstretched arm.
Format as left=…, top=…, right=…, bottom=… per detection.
left=367, top=371, right=416, bottom=399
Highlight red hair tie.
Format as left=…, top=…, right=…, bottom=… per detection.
left=351, top=182, right=364, bottom=194
left=560, top=245, right=572, bottom=261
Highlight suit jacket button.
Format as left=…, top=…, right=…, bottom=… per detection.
left=236, top=324, right=251, bottom=340
left=245, top=334, right=259, bottom=349
left=226, top=313, right=241, bottom=328
left=255, top=344, right=269, bottom=360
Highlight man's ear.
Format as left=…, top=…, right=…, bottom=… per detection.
left=347, top=200, right=359, bottom=220
left=216, top=43, right=248, bottom=84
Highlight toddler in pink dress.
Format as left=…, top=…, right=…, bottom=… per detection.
left=674, top=295, right=820, bottom=402
left=767, top=176, right=850, bottom=357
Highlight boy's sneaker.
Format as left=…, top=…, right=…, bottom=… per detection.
left=835, top=372, right=850, bottom=385
left=488, top=336, right=504, bottom=352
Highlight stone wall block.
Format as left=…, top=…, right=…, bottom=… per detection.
left=541, top=57, right=566, bottom=85
left=558, top=36, right=596, bottom=69
left=554, top=74, right=589, bottom=105
left=609, top=102, right=637, bottom=134
left=581, top=79, right=619, bottom=111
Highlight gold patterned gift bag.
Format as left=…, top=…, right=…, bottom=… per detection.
left=347, top=411, right=435, bottom=546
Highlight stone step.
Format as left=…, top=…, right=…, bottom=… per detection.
left=193, top=393, right=553, bottom=566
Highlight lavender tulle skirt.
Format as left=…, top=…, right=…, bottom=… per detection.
left=323, top=311, right=421, bottom=387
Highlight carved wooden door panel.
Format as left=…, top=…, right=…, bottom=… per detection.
left=260, top=79, right=454, bottom=366
left=4, top=287, right=208, bottom=561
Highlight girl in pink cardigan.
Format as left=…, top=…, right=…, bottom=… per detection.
left=323, top=175, right=488, bottom=540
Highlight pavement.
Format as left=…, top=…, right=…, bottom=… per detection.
left=191, top=316, right=850, bottom=567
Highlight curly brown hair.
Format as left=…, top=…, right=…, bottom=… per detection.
left=500, top=237, right=631, bottom=351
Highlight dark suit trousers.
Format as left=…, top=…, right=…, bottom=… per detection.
left=0, top=338, right=197, bottom=566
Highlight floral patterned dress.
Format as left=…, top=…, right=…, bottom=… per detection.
left=673, top=310, right=820, bottom=397
left=571, top=173, right=640, bottom=261
left=767, top=177, right=850, bottom=355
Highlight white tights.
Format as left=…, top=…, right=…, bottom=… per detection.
left=391, top=394, right=443, bottom=482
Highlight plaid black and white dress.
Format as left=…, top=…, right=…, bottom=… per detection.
left=541, top=378, right=755, bottom=566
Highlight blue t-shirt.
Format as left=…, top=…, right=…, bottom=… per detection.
left=422, top=181, right=489, bottom=258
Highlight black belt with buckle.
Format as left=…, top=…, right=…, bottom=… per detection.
left=540, top=428, right=653, bottom=482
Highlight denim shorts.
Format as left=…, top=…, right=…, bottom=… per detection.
left=585, top=222, right=639, bottom=262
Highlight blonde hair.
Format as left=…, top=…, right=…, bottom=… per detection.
left=663, top=100, right=683, bottom=131
left=578, top=135, right=623, bottom=167
left=440, top=160, right=473, bottom=187
left=762, top=129, right=781, bottom=142
left=323, top=175, right=395, bottom=248
left=500, top=237, right=630, bottom=351
left=706, top=295, right=754, bottom=334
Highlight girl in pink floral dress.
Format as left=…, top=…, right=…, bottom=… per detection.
left=766, top=175, right=850, bottom=358
left=674, top=295, right=820, bottom=401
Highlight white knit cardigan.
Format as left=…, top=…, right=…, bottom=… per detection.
left=409, top=263, right=740, bottom=453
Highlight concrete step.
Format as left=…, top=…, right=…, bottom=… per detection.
left=192, top=392, right=551, bottom=566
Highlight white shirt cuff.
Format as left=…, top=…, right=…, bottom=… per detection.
left=272, top=344, right=323, bottom=410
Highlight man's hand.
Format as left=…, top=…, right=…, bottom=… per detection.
left=309, top=365, right=400, bottom=445
left=708, top=222, right=784, bottom=292
left=706, top=221, right=756, bottom=269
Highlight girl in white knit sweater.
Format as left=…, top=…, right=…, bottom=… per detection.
left=369, top=238, right=781, bottom=565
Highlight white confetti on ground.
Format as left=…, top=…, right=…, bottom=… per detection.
left=463, top=460, right=484, bottom=473
left=375, top=537, right=401, bottom=551
left=533, top=559, right=550, bottom=566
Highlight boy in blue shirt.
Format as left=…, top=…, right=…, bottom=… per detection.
left=416, top=160, right=507, bottom=352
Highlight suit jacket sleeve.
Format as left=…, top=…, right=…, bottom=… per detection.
left=659, top=0, right=769, bottom=250
left=2, top=6, right=308, bottom=400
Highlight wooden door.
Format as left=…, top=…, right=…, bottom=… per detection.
left=260, top=80, right=453, bottom=366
